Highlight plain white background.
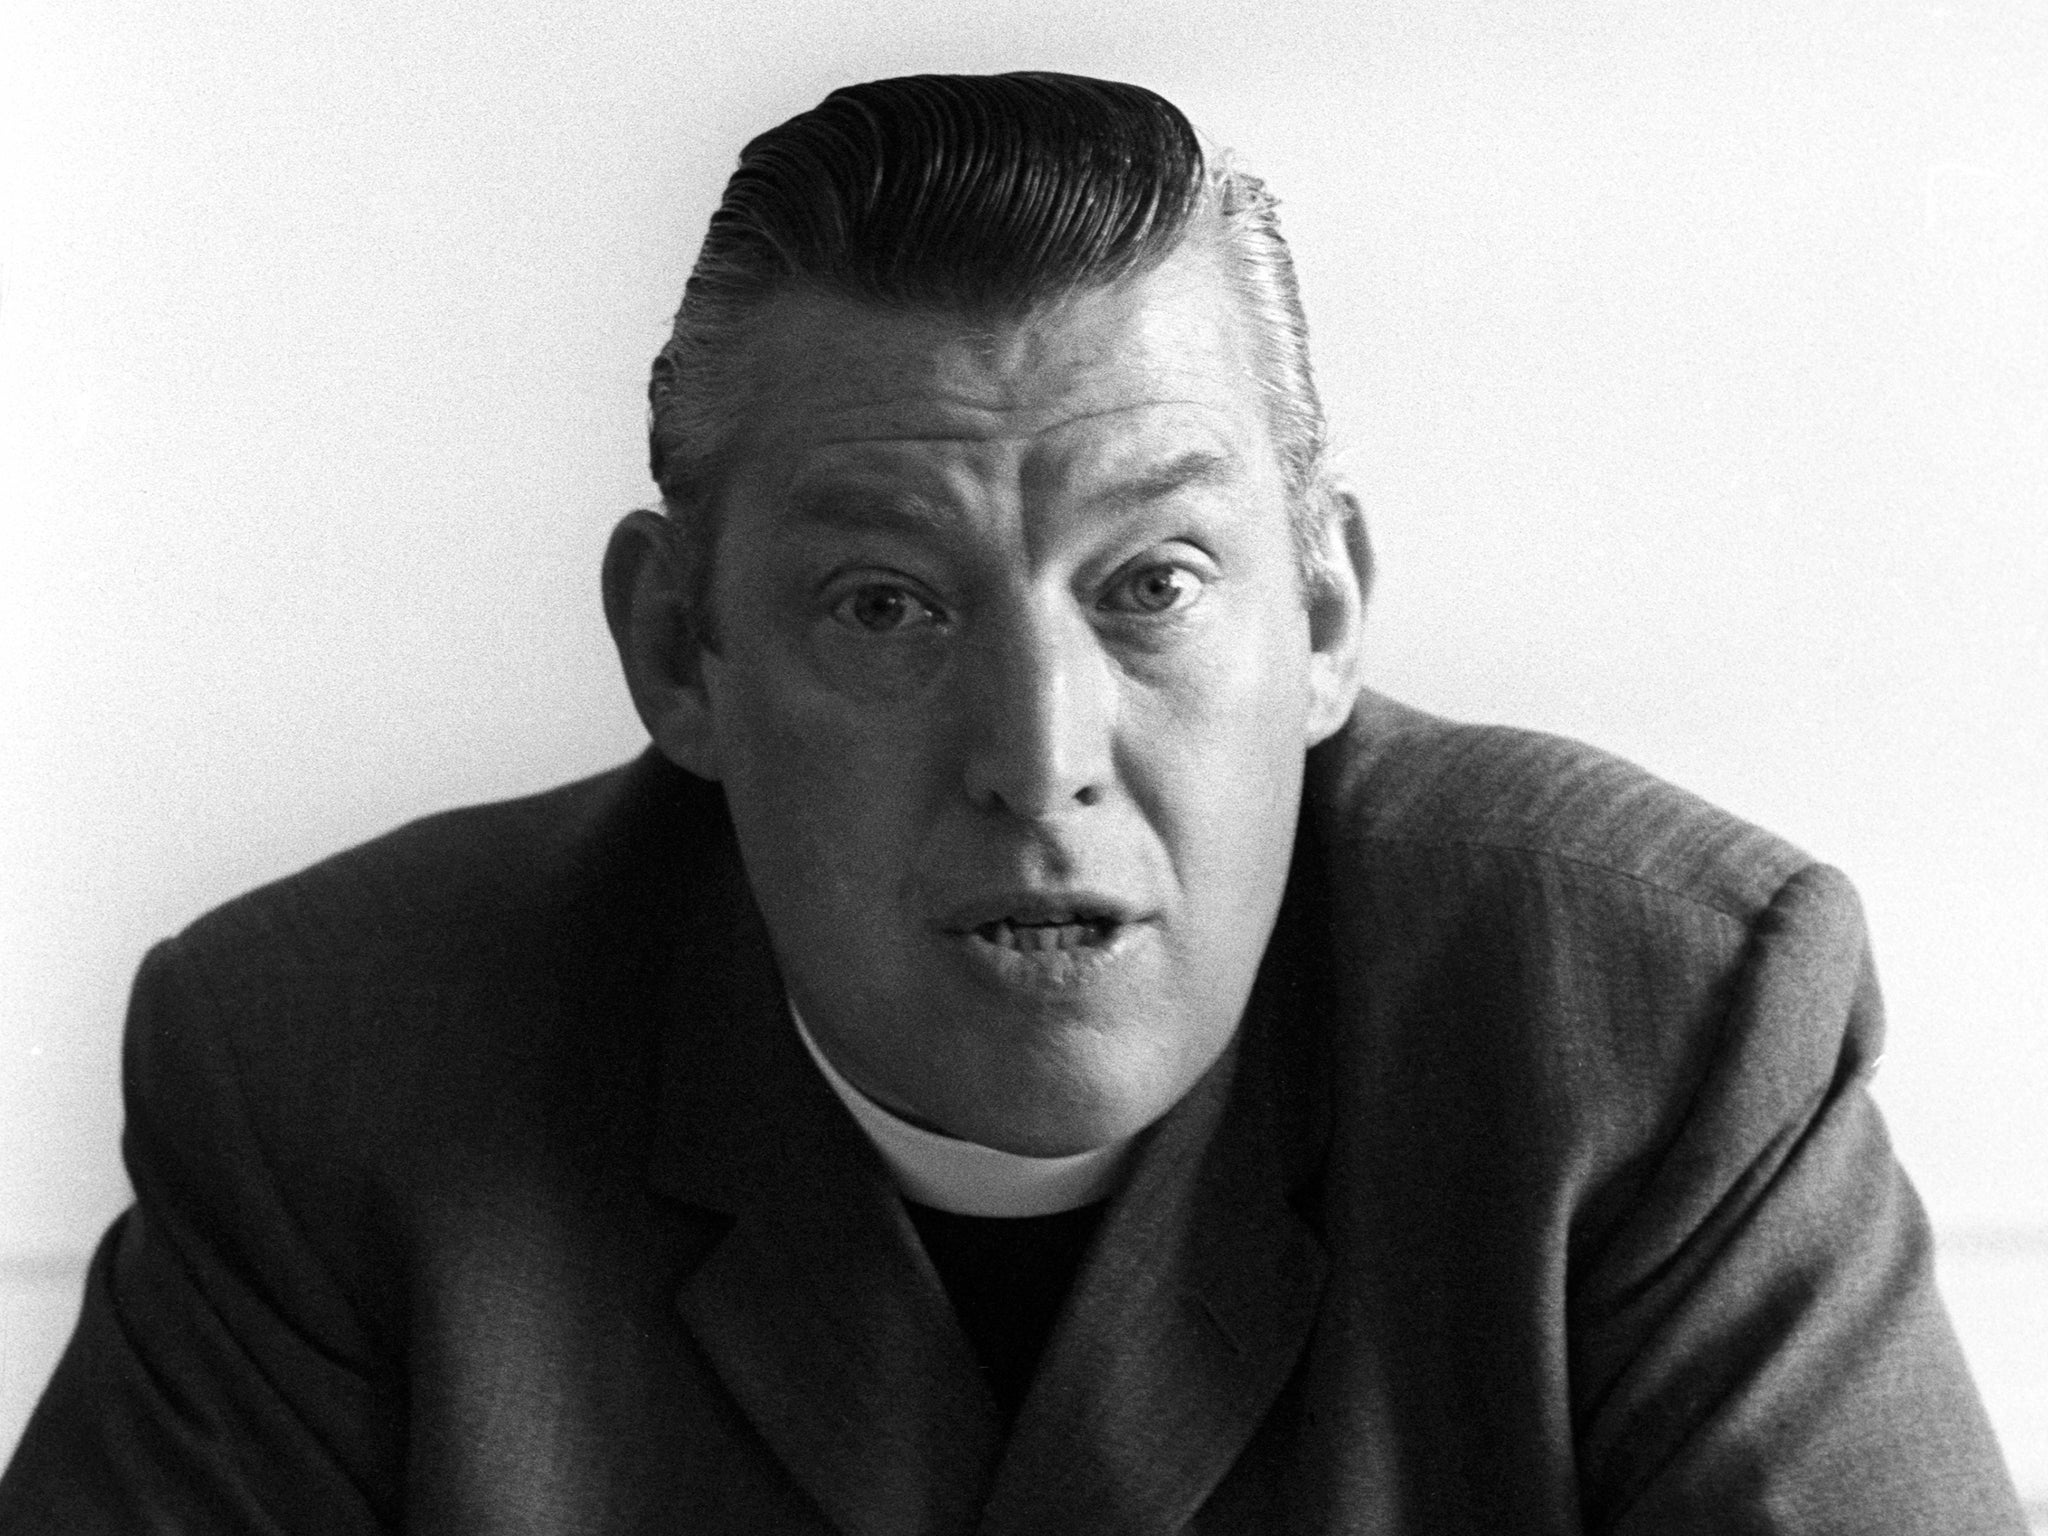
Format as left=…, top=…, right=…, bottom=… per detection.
left=4, top=0, right=2044, bottom=1500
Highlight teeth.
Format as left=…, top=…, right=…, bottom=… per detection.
left=973, top=917, right=1113, bottom=951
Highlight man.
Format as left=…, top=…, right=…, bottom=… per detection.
left=0, top=71, right=2026, bottom=1533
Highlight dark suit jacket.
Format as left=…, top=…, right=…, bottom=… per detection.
left=0, top=692, right=2025, bottom=1533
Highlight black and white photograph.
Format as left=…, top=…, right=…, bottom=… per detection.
left=3, top=2, right=2043, bottom=1528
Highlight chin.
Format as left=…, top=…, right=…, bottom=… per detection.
left=940, top=1024, right=1227, bottom=1157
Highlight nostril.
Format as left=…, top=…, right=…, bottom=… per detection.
left=1074, top=783, right=1103, bottom=807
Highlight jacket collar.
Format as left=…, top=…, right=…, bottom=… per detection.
left=638, top=756, right=1334, bottom=1536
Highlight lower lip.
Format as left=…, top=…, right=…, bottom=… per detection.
left=944, top=920, right=1148, bottom=991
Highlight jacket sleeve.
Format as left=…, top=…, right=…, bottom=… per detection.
left=0, top=937, right=404, bottom=1533
left=1567, top=863, right=2027, bottom=1534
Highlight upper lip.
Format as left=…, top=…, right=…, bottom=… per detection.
left=938, top=890, right=1144, bottom=934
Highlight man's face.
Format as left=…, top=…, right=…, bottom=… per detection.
left=684, top=240, right=1352, bottom=1156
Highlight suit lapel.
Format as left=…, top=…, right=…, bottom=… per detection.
left=642, top=785, right=1002, bottom=1536
left=671, top=1161, right=1003, bottom=1536
left=979, top=889, right=1333, bottom=1536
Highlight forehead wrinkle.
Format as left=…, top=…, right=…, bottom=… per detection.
left=802, top=395, right=1234, bottom=451
left=1069, top=447, right=1245, bottom=517
left=782, top=479, right=954, bottom=541
left=1016, top=405, right=1254, bottom=511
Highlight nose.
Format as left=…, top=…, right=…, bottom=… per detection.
left=958, top=600, right=1114, bottom=820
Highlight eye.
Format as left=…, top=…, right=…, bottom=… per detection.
left=1102, top=563, right=1205, bottom=617
left=830, top=581, right=945, bottom=634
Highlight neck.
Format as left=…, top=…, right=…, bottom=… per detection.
left=790, top=1005, right=1133, bottom=1217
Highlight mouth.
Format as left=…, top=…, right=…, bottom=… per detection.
left=970, top=914, right=1121, bottom=952
left=939, top=892, right=1145, bottom=977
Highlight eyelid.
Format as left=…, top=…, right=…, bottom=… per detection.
left=821, top=567, right=952, bottom=632
left=1116, top=538, right=1217, bottom=580
left=1097, top=552, right=1213, bottom=617
left=817, top=563, right=942, bottom=603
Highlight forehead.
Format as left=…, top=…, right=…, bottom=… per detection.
left=723, top=239, right=1279, bottom=495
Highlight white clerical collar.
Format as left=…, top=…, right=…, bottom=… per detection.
left=790, top=1005, right=1132, bottom=1218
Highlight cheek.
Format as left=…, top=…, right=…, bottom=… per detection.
left=806, top=628, right=950, bottom=702
left=705, top=647, right=930, bottom=890
left=1116, top=599, right=1312, bottom=891
left=1126, top=594, right=1313, bottom=770
left=712, top=635, right=899, bottom=773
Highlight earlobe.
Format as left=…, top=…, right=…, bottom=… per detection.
left=601, top=509, right=723, bottom=780
left=1303, top=484, right=1371, bottom=745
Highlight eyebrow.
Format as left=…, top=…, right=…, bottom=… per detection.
left=783, top=484, right=951, bottom=539
left=1078, top=448, right=1244, bottom=517
left=782, top=447, right=1245, bottom=537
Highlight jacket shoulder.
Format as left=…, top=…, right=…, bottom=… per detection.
left=174, top=755, right=655, bottom=972
left=1298, top=702, right=2019, bottom=1533
left=1302, top=692, right=1874, bottom=1242
left=148, top=748, right=732, bottom=1106
left=121, top=754, right=728, bottom=1310
left=1308, top=689, right=1814, bottom=923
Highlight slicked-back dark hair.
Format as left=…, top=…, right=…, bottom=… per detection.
left=706, top=73, right=1202, bottom=316
left=648, top=71, right=1331, bottom=573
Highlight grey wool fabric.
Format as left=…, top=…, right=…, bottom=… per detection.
left=0, top=690, right=2027, bottom=1533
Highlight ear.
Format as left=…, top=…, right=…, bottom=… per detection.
left=602, top=509, right=723, bottom=780
left=1303, top=481, right=1371, bottom=745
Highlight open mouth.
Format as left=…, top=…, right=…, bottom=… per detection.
left=972, top=916, right=1120, bottom=952
left=940, top=891, right=1142, bottom=976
